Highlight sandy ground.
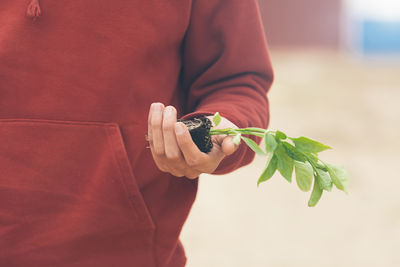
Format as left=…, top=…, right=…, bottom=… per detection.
left=180, top=49, right=400, bottom=267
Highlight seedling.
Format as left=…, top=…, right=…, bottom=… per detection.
left=178, top=112, right=349, bottom=207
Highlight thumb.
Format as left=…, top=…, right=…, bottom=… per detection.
left=221, top=136, right=239, bottom=156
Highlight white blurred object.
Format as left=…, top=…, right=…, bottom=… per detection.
left=342, top=0, right=400, bottom=57
left=346, top=0, right=400, bottom=21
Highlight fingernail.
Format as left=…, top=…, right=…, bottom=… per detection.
left=164, top=106, right=173, bottom=117
left=154, top=103, right=162, bottom=113
left=175, top=123, right=184, bottom=134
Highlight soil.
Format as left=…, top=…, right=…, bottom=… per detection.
left=177, top=116, right=213, bottom=153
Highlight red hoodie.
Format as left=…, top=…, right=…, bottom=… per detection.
left=0, top=0, right=273, bottom=266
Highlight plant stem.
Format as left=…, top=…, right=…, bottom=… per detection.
left=209, top=127, right=272, bottom=137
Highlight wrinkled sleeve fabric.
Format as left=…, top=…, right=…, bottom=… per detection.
left=179, top=0, right=274, bottom=175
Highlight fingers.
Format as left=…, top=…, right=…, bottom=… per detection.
left=162, top=106, right=182, bottom=162
left=148, top=103, right=201, bottom=179
left=147, top=104, right=153, bottom=146
left=221, top=136, right=238, bottom=156
left=174, top=121, right=221, bottom=173
left=148, top=103, right=167, bottom=172
left=148, top=103, right=234, bottom=178
left=184, top=168, right=202, bottom=179
left=150, top=103, right=165, bottom=156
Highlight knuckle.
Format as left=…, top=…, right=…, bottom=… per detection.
left=165, top=151, right=181, bottom=161
left=185, top=172, right=200, bottom=179
left=186, top=158, right=199, bottom=167
left=155, top=162, right=168, bottom=173
left=171, top=170, right=184, bottom=177
left=154, top=147, right=165, bottom=156
left=151, top=120, right=162, bottom=129
left=162, top=121, right=174, bottom=132
left=151, top=116, right=162, bottom=128
left=158, top=166, right=168, bottom=172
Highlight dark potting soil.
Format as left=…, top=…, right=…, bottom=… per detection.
left=177, top=116, right=213, bottom=153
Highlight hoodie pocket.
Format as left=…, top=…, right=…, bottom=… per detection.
left=0, top=118, right=156, bottom=265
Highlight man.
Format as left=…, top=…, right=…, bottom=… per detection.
left=0, top=0, right=273, bottom=266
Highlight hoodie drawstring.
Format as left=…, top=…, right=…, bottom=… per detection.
left=26, top=0, right=42, bottom=20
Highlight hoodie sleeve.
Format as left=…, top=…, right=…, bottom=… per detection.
left=179, top=0, right=274, bottom=175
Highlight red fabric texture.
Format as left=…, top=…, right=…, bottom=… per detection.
left=0, top=0, right=273, bottom=266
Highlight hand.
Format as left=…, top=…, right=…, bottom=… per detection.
left=147, top=102, right=239, bottom=179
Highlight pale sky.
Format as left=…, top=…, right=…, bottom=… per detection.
left=345, top=0, right=400, bottom=21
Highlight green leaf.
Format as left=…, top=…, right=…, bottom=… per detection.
left=257, top=154, right=278, bottom=186
left=274, top=144, right=294, bottom=182
left=305, top=152, right=319, bottom=164
left=276, top=130, right=287, bottom=140
left=315, top=168, right=333, bottom=191
left=294, top=161, right=314, bottom=192
left=240, top=136, right=266, bottom=156
left=233, top=133, right=241, bottom=146
left=212, top=112, right=221, bottom=127
left=290, top=136, right=331, bottom=153
left=315, top=163, right=328, bottom=172
left=308, top=177, right=323, bottom=207
left=282, top=142, right=306, bottom=162
left=325, top=163, right=349, bottom=193
left=265, top=133, right=278, bottom=153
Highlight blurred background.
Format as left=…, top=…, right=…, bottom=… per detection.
left=181, top=0, right=400, bottom=266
